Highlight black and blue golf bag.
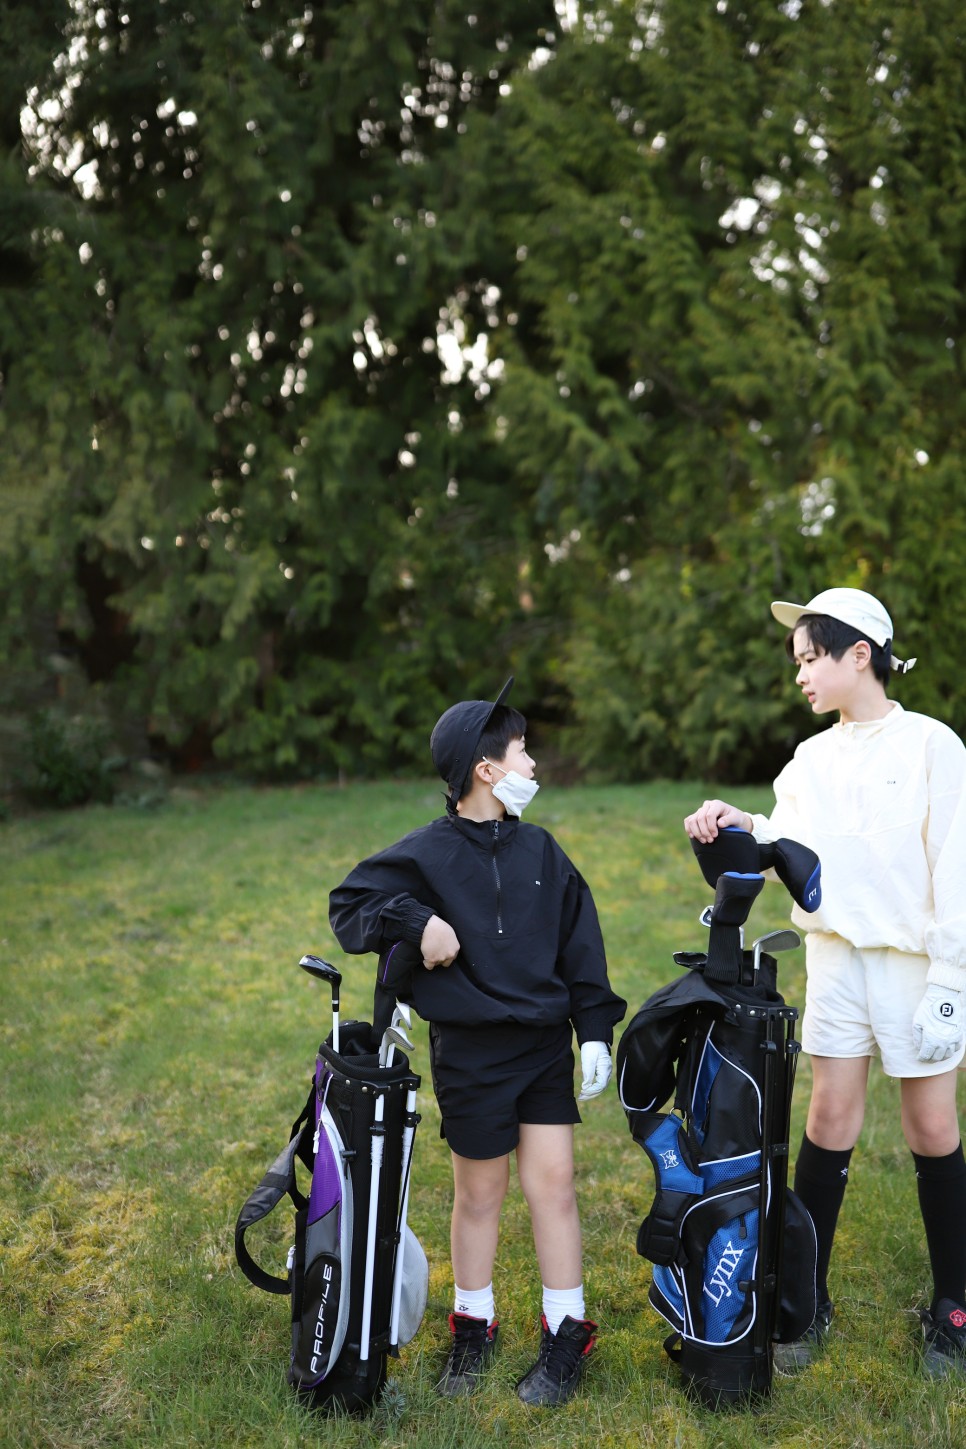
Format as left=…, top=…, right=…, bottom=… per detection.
left=235, top=956, right=425, bottom=1414
left=617, top=829, right=821, bottom=1407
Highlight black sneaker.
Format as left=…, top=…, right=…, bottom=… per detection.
left=773, top=1300, right=834, bottom=1375
left=516, top=1314, right=597, bottom=1406
left=921, top=1299, right=966, bottom=1379
left=435, top=1312, right=499, bottom=1398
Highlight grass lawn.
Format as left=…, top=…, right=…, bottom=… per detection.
left=2, top=779, right=965, bottom=1447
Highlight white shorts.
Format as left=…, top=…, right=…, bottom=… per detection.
left=802, top=933, right=966, bottom=1078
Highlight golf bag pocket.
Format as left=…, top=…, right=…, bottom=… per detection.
left=635, top=1113, right=704, bottom=1265
left=776, top=1187, right=818, bottom=1344
left=641, top=1135, right=762, bottom=1349
left=688, top=1032, right=762, bottom=1158
left=288, top=1085, right=353, bottom=1385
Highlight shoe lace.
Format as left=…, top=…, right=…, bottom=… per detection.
left=449, top=1318, right=489, bottom=1369
left=544, top=1327, right=588, bottom=1382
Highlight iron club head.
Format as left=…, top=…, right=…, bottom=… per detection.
left=751, top=928, right=801, bottom=977
left=391, top=1002, right=412, bottom=1032
left=379, top=1024, right=414, bottom=1068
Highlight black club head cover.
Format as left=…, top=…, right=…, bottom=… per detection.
left=703, top=871, right=766, bottom=983
left=709, top=870, right=766, bottom=927
left=758, top=838, right=822, bottom=913
left=690, top=826, right=761, bottom=887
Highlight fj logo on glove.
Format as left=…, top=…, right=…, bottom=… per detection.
left=940, top=1001, right=955, bottom=1018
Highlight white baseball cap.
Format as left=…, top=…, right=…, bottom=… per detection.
left=771, top=588, right=916, bottom=673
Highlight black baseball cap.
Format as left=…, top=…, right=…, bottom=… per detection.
left=430, top=677, right=514, bottom=805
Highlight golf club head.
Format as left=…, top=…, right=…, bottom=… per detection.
left=299, top=954, right=342, bottom=991
left=379, top=1025, right=415, bottom=1068
left=752, top=929, right=801, bottom=956
left=751, top=928, right=801, bottom=977
left=392, top=1002, right=413, bottom=1031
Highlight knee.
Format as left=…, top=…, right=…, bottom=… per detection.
left=903, top=1115, right=960, bottom=1157
left=806, top=1096, right=864, bottom=1151
left=901, top=1079, right=960, bottom=1157
left=454, top=1176, right=507, bottom=1220
left=521, top=1162, right=576, bottom=1213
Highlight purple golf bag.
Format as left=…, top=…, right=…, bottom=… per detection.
left=235, top=957, right=425, bottom=1413
left=617, top=830, right=821, bottom=1407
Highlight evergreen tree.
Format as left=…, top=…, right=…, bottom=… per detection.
left=0, top=0, right=556, bottom=778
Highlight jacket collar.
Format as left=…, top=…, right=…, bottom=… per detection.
left=447, top=812, right=517, bottom=846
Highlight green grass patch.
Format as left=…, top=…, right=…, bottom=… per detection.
left=2, top=780, right=965, bottom=1447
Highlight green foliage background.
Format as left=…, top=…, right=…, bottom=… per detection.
left=2, top=0, right=966, bottom=791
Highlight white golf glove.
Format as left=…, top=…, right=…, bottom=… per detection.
left=912, top=984, right=965, bottom=1063
left=578, top=1041, right=612, bottom=1101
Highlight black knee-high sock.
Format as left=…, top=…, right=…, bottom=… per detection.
left=793, top=1133, right=853, bottom=1305
left=913, top=1143, right=966, bottom=1312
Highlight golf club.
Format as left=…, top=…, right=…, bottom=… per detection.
left=299, top=954, right=342, bottom=1051
left=751, top=928, right=801, bottom=979
left=379, top=1024, right=414, bottom=1069
left=392, top=1001, right=412, bottom=1032
left=386, top=1004, right=413, bottom=1063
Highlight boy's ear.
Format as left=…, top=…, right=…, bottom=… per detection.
left=472, top=758, right=493, bottom=787
left=853, top=640, right=872, bottom=669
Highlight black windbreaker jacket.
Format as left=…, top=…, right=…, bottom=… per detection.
left=329, top=811, right=626, bottom=1046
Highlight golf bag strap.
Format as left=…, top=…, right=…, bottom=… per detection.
left=638, top=1191, right=692, bottom=1267
left=234, top=1087, right=315, bottom=1295
left=290, top=1088, right=316, bottom=1179
left=234, top=1134, right=304, bottom=1294
left=664, top=1331, right=683, bottom=1364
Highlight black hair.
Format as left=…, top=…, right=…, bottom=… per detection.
left=463, top=704, right=528, bottom=796
left=784, top=613, right=891, bottom=687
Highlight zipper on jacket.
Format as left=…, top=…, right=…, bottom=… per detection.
left=491, top=820, right=503, bottom=934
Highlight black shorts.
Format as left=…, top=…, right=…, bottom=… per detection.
left=428, top=1020, right=580, bottom=1160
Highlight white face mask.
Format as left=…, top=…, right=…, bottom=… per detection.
left=483, top=758, right=539, bottom=818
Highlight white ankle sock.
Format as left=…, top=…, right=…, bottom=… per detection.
left=454, top=1282, right=496, bottom=1325
left=542, top=1284, right=585, bottom=1335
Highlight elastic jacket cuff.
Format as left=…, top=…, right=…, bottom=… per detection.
left=400, top=901, right=435, bottom=946
left=573, top=1013, right=615, bottom=1050
left=926, top=961, right=966, bottom=994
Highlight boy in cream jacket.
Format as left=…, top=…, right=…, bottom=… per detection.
left=685, top=588, right=966, bottom=1378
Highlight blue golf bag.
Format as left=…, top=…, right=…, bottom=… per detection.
left=617, top=830, right=821, bottom=1407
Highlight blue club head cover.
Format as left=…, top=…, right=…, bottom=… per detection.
left=690, top=826, right=760, bottom=887
left=758, top=838, right=822, bottom=912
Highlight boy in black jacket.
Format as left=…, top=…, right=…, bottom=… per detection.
left=329, top=679, right=626, bottom=1406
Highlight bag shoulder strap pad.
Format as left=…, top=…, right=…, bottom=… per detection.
left=235, top=1086, right=315, bottom=1294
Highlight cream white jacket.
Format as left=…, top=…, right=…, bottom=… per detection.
left=750, top=702, right=966, bottom=992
